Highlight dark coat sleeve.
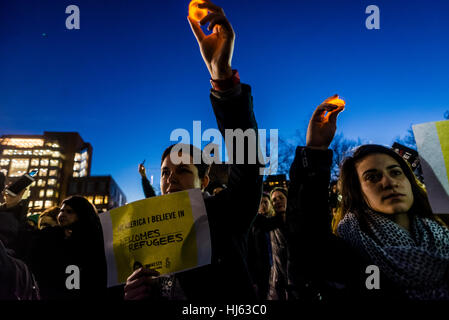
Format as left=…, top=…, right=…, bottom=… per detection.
left=286, top=147, right=365, bottom=300
left=207, top=84, right=263, bottom=233
left=141, top=176, right=156, bottom=198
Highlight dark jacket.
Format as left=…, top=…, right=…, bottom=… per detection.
left=0, top=203, right=40, bottom=300
left=176, top=84, right=263, bottom=301
left=286, top=147, right=406, bottom=301
left=248, top=213, right=288, bottom=300
left=24, top=219, right=107, bottom=300
left=142, top=176, right=156, bottom=198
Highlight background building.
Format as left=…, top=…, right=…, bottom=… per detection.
left=0, top=132, right=125, bottom=214
left=263, top=174, right=289, bottom=193
left=67, top=176, right=127, bottom=212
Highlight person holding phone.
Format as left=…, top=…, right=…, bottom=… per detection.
left=138, top=161, right=156, bottom=198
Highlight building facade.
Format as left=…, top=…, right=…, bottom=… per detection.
left=67, top=176, right=127, bottom=212
left=0, top=132, right=125, bottom=214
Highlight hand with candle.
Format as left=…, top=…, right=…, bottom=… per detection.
left=188, top=0, right=234, bottom=80
left=306, top=94, right=345, bottom=150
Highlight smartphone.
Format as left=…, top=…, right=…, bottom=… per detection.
left=4, top=169, right=38, bottom=197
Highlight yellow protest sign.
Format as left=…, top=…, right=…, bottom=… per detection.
left=413, top=120, right=449, bottom=214
left=100, top=189, right=211, bottom=287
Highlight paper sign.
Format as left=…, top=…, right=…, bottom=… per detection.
left=413, top=120, right=449, bottom=214
left=100, top=189, right=211, bottom=287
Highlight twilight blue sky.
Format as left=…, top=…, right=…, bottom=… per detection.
left=1, top=0, right=448, bottom=203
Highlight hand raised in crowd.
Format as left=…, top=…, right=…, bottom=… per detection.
left=124, top=267, right=161, bottom=300
left=2, top=187, right=26, bottom=209
left=188, top=0, right=235, bottom=80
left=138, top=163, right=146, bottom=178
left=306, top=94, right=345, bottom=150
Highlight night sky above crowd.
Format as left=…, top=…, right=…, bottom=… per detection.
left=1, top=0, right=448, bottom=203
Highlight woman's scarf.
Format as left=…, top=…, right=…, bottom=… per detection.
left=337, top=210, right=449, bottom=300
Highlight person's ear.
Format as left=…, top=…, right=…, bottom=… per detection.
left=201, top=175, right=210, bottom=191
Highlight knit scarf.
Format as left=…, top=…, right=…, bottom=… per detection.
left=337, top=210, right=449, bottom=300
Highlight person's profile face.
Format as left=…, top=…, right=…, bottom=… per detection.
left=258, top=197, right=271, bottom=215
left=58, top=204, right=79, bottom=228
left=160, top=151, right=202, bottom=195
left=271, top=191, right=287, bottom=214
left=355, top=153, right=414, bottom=215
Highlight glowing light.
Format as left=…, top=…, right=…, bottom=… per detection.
left=325, top=96, right=346, bottom=108
left=0, top=138, right=44, bottom=148
left=189, top=0, right=208, bottom=22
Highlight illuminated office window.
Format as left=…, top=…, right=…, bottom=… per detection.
left=104, top=195, right=109, bottom=204
left=39, top=168, right=48, bottom=177
left=33, top=150, right=44, bottom=156
left=2, top=150, right=13, bottom=155
left=87, top=196, right=94, bottom=204
left=94, top=195, right=103, bottom=205
left=46, top=189, right=54, bottom=197
left=9, top=159, right=29, bottom=177
left=34, top=201, right=43, bottom=209
left=37, top=179, right=46, bottom=187
left=79, top=169, right=87, bottom=177
left=0, top=169, right=7, bottom=176
left=50, top=159, right=59, bottom=167
left=49, top=169, right=58, bottom=177
left=73, top=172, right=79, bottom=178
left=0, top=159, right=10, bottom=166
left=52, top=151, right=61, bottom=158
left=40, top=159, right=49, bottom=166
left=24, top=150, right=32, bottom=155
left=31, top=181, right=36, bottom=187
left=30, top=159, right=39, bottom=166
left=28, top=201, right=33, bottom=208
left=48, top=179, right=57, bottom=186
left=74, top=153, right=81, bottom=162
left=73, top=162, right=80, bottom=171
left=1, top=138, right=44, bottom=148
left=39, top=189, right=45, bottom=198
left=44, top=200, right=53, bottom=208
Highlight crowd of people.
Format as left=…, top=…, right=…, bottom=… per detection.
left=1, top=0, right=449, bottom=301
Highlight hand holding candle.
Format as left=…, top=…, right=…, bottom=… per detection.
left=188, top=0, right=235, bottom=80
left=306, top=94, right=346, bottom=149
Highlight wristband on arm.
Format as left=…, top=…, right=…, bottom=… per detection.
left=210, top=70, right=240, bottom=92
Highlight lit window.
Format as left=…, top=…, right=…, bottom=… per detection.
left=44, top=200, right=53, bottom=208
left=52, top=151, right=61, bottom=158
left=87, top=196, right=94, bottom=204
left=9, top=159, right=29, bottom=177
left=95, top=195, right=103, bottom=205
left=55, top=192, right=59, bottom=199
left=74, top=153, right=81, bottom=162
left=28, top=201, right=33, bottom=208
left=49, top=169, right=58, bottom=177
left=34, top=201, right=43, bottom=209
left=39, top=168, right=48, bottom=177
left=0, top=138, right=44, bottom=148
left=24, top=150, right=32, bottom=155
left=73, top=172, right=79, bottom=178
left=0, top=169, right=8, bottom=176
left=40, top=159, right=49, bottom=166
left=73, top=163, right=80, bottom=171
left=0, top=158, right=10, bottom=166
left=50, top=159, right=59, bottom=167
left=48, top=179, right=57, bottom=186
left=31, top=159, right=39, bottom=166
left=104, top=195, right=109, bottom=204
left=2, top=150, right=13, bottom=155
left=39, top=190, right=45, bottom=198
left=33, top=150, right=44, bottom=156
left=37, top=179, right=46, bottom=187
left=46, top=189, right=54, bottom=197
left=80, top=169, right=87, bottom=177
left=31, top=181, right=36, bottom=187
